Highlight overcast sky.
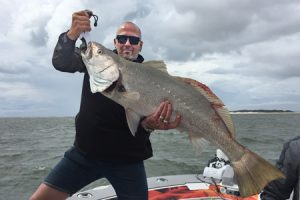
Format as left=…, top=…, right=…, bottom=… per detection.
left=1, top=0, right=300, bottom=117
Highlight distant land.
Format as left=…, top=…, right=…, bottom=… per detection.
left=230, top=109, right=294, bottom=113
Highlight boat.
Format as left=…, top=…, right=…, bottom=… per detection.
left=68, top=149, right=262, bottom=200
left=68, top=174, right=260, bottom=200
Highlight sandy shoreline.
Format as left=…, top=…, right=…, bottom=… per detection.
left=230, top=112, right=300, bottom=115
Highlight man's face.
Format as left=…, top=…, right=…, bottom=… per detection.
left=114, top=24, right=143, bottom=60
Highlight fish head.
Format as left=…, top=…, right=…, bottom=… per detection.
left=81, top=42, right=120, bottom=93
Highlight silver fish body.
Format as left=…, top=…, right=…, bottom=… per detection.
left=81, top=42, right=284, bottom=197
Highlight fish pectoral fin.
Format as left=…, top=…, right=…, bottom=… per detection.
left=122, top=91, right=140, bottom=101
left=143, top=60, right=168, bottom=73
left=125, top=108, right=142, bottom=136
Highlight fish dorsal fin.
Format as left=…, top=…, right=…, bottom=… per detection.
left=143, top=60, right=168, bottom=73
left=175, top=76, right=236, bottom=138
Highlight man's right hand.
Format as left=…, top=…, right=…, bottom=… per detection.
left=67, top=10, right=92, bottom=40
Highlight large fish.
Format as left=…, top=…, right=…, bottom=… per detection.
left=81, top=42, right=284, bottom=197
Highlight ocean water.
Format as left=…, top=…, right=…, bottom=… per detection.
left=1, top=113, right=300, bottom=199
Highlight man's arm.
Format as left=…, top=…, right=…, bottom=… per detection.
left=52, top=10, right=92, bottom=73
left=52, top=32, right=86, bottom=73
left=261, top=138, right=299, bottom=199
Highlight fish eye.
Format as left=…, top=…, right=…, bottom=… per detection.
left=97, top=49, right=102, bottom=54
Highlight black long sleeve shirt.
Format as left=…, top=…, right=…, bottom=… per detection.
left=261, top=136, right=300, bottom=200
left=52, top=32, right=153, bottom=163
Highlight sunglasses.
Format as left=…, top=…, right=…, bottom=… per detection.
left=116, top=35, right=140, bottom=45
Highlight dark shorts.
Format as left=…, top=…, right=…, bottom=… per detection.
left=44, top=146, right=148, bottom=200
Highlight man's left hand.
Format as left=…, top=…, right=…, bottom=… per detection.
left=141, top=101, right=181, bottom=131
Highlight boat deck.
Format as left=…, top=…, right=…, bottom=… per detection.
left=68, top=174, right=260, bottom=200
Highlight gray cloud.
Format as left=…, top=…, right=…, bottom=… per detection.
left=124, top=3, right=152, bottom=21
left=0, top=0, right=300, bottom=116
left=30, top=26, right=49, bottom=47
left=142, top=0, right=300, bottom=61
left=208, top=33, right=300, bottom=80
left=0, top=65, right=29, bottom=75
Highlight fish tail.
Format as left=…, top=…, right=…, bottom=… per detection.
left=231, top=149, right=285, bottom=197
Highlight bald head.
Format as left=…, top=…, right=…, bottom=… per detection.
left=114, top=21, right=143, bottom=61
left=116, top=21, right=142, bottom=38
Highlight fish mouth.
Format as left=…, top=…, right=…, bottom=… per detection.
left=79, top=38, right=91, bottom=54
left=81, top=42, right=93, bottom=59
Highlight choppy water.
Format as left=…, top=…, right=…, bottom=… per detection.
left=1, top=113, right=300, bottom=199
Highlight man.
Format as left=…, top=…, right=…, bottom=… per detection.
left=260, top=136, right=300, bottom=200
left=30, top=10, right=181, bottom=200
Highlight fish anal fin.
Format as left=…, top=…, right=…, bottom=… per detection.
left=175, top=76, right=235, bottom=138
left=189, top=135, right=209, bottom=155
